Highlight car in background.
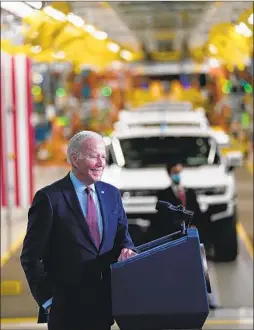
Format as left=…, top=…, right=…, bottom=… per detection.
left=103, top=124, right=242, bottom=261
left=116, top=109, right=209, bottom=130
left=116, top=105, right=231, bottom=149
left=126, top=100, right=193, bottom=112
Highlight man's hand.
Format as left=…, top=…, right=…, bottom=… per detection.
left=118, top=248, right=137, bottom=261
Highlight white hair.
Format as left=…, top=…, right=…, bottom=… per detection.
left=67, top=130, right=103, bottom=164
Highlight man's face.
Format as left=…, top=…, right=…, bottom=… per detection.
left=169, top=163, right=183, bottom=185
left=72, top=137, right=106, bottom=185
left=170, top=164, right=183, bottom=175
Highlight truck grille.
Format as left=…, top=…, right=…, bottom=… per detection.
left=195, top=187, right=226, bottom=196
left=208, top=204, right=227, bottom=214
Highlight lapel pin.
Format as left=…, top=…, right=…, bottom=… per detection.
left=101, top=190, right=104, bottom=194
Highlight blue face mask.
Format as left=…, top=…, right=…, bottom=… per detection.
left=171, top=173, right=181, bottom=185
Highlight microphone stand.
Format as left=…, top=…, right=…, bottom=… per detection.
left=156, top=200, right=194, bottom=236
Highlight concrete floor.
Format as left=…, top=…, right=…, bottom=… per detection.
left=235, top=167, right=253, bottom=242
left=1, top=309, right=254, bottom=330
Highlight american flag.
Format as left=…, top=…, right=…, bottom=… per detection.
left=1, top=52, right=34, bottom=207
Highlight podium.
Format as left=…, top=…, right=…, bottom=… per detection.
left=111, top=228, right=209, bottom=330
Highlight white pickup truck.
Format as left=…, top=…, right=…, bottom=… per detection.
left=102, top=125, right=242, bottom=261
left=116, top=108, right=231, bottom=148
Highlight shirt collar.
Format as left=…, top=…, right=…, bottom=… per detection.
left=171, top=183, right=184, bottom=192
left=70, top=171, right=95, bottom=193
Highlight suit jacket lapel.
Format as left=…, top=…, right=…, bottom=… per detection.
left=95, top=182, right=107, bottom=250
left=168, top=187, right=181, bottom=205
left=61, top=174, right=97, bottom=252
left=170, top=186, right=187, bottom=206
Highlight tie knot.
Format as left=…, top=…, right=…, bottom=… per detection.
left=85, top=187, right=92, bottom=194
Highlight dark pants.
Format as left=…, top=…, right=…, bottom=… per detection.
left=47, top=274, right=114, bottom=330
left=48, top=319, right=111, bottom=330
left=48, top=325, right=111, bottom=330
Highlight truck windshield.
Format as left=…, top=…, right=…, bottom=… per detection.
left=119, top=136, right=220, bottom=168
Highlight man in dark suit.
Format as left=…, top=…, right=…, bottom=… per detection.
left=148, top=161, right=217, bottom=309
left=20, top=131, right=136, bottom=330
left=148, top=162, right=203, bottom=240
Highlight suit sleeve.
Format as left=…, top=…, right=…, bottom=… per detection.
left=20, top=190, right=54, bottom=306
left=114, top=189, right=135, bottom=254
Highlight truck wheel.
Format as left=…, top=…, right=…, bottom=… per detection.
left=213, top=215, right=238, bottom=262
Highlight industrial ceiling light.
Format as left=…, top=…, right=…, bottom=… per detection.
left=94, top=31, right=107, bottom=40
left=67, top=13, right=85, bottom=27
left=31, top=45, right=42, bottom=53
left=44, top=6, right=66, bottom=22
left=108, top=42, right=120, bottom=53
left=25, top=2, right=43, bottom=10
left=120, top=50, right=132, bottom=61
left=209, top=58, right=220, bottom=68
left=52, top=51, right=66, bottom=59
left=84, top=24, right=95, bottom=34
left=235, top=22, right=253, bottom=37
left=248, top=13, right=253, bottom=25
left=1, top=1, right=35, bottom=18
left=208, top=44, right=218, bottom=55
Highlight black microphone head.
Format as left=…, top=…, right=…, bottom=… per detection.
left=155, top=200, right=171, bottom=211
left=156, top=200, right=194, bottom=226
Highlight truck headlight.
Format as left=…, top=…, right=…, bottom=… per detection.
left=122, top=191, right=131, bottom=199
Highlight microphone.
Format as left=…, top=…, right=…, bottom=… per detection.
left=156, top=200, right=194, bottom=233
left=155, top=200, right=173, bottom=212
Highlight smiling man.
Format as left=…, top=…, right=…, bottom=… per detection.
left=20, top=130, right=136, bottom=330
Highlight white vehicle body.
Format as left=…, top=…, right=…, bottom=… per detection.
left=116, top=108, right=231, bottom=148
left=117, top=110, right=209, bottom=129
left=210, top=127, right=231, bottom=148
left=127, top=100, right=193, bottom=112
left=102, top=126, right=241, bottom=223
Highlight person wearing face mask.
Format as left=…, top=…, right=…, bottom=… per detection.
left=147, top=161, right=217, bottom=309
left=20, top=131, right=136, bottom=330
left=147, top=161, right=203, bottom=240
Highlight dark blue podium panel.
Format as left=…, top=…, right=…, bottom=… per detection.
left=111, top=228, right=209, bottom=330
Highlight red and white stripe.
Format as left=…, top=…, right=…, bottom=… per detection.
left=1, top=52, right=34, bottom=207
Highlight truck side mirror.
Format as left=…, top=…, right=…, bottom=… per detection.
left=225, top=151, right=243, bottom=171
